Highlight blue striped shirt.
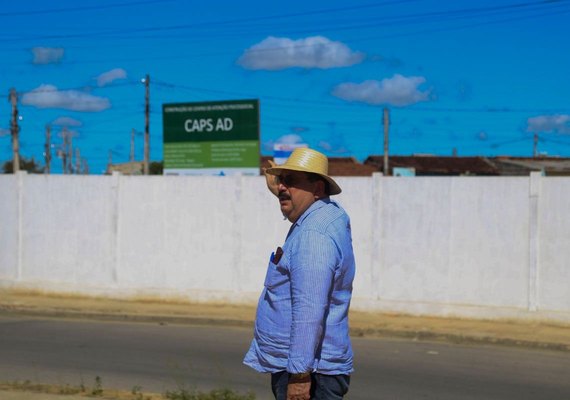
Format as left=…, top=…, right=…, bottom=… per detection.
left=244, top=198, right=356, bottom=375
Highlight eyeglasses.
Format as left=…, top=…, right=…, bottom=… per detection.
left=276, top=173, right=302, bottom=187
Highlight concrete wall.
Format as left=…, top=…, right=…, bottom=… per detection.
left=1, top=171, right=569, bottom=323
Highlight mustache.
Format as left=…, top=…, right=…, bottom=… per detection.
left=278, top=193, right=291, bottom=201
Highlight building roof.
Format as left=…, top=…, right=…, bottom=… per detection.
left=490, top=156, right=570, bottom=176
left=149, top=155, right=570, bottom=178
left=327, top=157, right=378, bottom=176
left=260, top=156, right=376, bottom=176
left=364, top=155, right=499, bottom=176
left=106, top=161, right=144, bottom=175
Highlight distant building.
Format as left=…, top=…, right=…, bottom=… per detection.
left=273, top=143, right=308, bottom=165
left=260, top=156, right=376, bottom=177
left=106, top=161, right=144, bottom=175
left=365, top=155, right=499, bottom=176
left=490, top=156, right=570, bottom=176
left=365, top=155, right=570, bottom=177
left=113, top=155, right=570, bottom=177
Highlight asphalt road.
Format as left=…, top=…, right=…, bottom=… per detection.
left=1, top=315, right=570, bottom=400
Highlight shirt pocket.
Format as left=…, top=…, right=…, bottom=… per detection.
left=263, top=258, right=289, bottom=289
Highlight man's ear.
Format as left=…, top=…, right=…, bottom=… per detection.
left=313, top=179, right=326, bottom=199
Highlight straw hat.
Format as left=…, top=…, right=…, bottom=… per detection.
left=266, top=148, right=341, bottom=195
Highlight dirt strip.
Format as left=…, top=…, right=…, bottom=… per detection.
left=1, top=288, right=569, bottom=352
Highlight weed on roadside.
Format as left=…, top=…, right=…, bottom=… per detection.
left=59, top=383, right=82, bottom=395
left=92, top=375, right=104, bottom=396
left=1, top=379, right=251, bottom=400
left=164, top=386, right=255, bottom=400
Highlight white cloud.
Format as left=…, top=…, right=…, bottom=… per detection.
left=526, top=114, right=570, bottom=134
left=32, top=47, right=64, bottom=64
left=277, top=134, right=305, bottom=144
left=264, top=134, right=308, bottom=152
left=476, top=131, right=488, bottom=141
left=52, top=116, right=83, bottom=127
left=21, top=84, right=111, bottom=112
left=332, top=74, right=431, bottom=106
left=97, top=68, right=127, bottom=87
left=238, top=36, right=365, bottom=70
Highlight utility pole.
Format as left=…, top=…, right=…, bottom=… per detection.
left=75, top=148, right=81, bottom=174
left=60, top=127, right=71, bottom=174
left=143, top=74, right=150, bottom=175
left=9, top=88, right=20, bottom=173
left=533, top=133, right=539, bottom=158
left=107, top=150, right=113, bottom=174
left=383, top=107, right=390, bottom=176
left=58, top=146, right=66, bottom=174
left=44, top=125, right=51, bottom=174
left=68, top=129, right=74, bottom=174
left=130, top=128, right=135, bottom=162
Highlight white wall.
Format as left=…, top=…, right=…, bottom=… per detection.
left=1, top=171, right=569, bottom=322
left=0, top=174, right=17, bottom=281
left=538, top=178, right=570, bottom=314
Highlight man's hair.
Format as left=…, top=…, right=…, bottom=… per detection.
left=306, top=172, right=330, bottom=196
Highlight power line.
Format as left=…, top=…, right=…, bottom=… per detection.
left=0, top=0, right=176, bottom=17
left=541, top=137, right=570, bottom=147
left=1, top=0, right=565, bottom=44
left=153, top=78, right=569, bottom=115
left=239, top=1, right=570, bottom=40
left=350, top=6, right=570, bottom=43
left=489, top=136, right=530, bottom=149
left=397, top=106, right=570, bottom=114
left=0, top=0, right=415, bottom=42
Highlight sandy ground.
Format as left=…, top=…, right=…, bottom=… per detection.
left=1, top=288, right=569, bottom=351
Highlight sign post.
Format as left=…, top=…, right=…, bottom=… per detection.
left=163, top=99, right=260, bottom=175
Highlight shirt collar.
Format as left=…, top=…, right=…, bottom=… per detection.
left=293, top=197, right=331, bottom=228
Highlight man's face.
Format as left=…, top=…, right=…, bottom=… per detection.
left=276, top=171, right=321, bottom=223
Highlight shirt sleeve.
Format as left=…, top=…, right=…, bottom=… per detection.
left=287, top=229, right=338, bottom=373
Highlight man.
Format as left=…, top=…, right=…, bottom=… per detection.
left=244, top=148, right=356, bottom=400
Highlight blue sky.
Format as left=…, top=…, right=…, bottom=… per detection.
left=1, top=0, right=569, bottom=174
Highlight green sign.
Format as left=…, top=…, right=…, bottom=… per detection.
left=162, top=99, right=260, bottom=175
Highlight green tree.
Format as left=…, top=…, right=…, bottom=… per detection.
left=2, top=156, right=44, bottom=174
left=149, top=160, right=163, bottom=175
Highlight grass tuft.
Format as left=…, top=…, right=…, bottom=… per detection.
left=164, top=387, right=255, bottom=400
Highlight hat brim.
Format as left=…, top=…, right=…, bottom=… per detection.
left=266, top=166, right=342, bottom=195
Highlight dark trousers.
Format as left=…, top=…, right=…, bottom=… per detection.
left=271, top=371, right=350, bottom=400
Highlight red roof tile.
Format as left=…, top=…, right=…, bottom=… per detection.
left=260, top=156, right=376, bottom=176
left=365, top=155, right=499, bottom=175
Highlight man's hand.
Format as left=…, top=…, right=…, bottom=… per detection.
left=287, top=381, right=311, bottom=400
left=263, top=159, right=279, bottom=197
